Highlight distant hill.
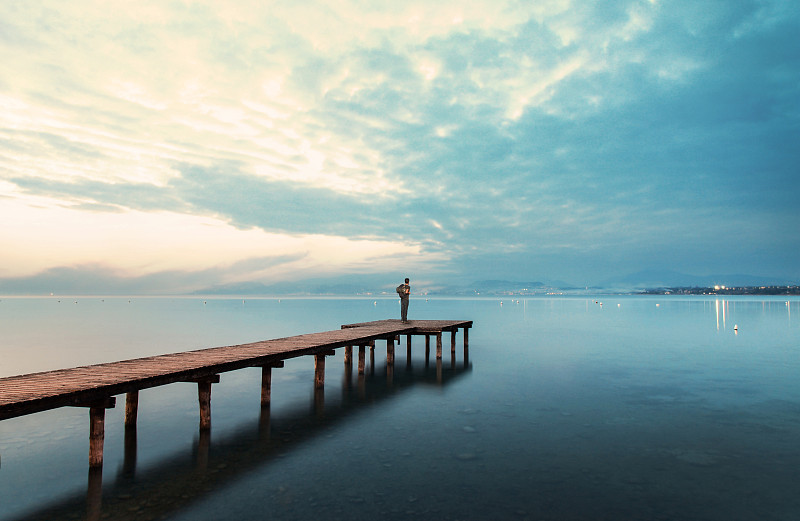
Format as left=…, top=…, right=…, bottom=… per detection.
left=3, top=267, right=794, bottom=297
left=424, top=280, right=573, bottom=296
left=194, top=278, right=568, bottom=296
left=602, top=270, right=794, bottom=290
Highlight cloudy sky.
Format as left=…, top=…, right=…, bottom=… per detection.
left=1, top=0, right=798, bottom=294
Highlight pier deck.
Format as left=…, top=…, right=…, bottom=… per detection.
left=342, top=318, right=472, bottom=334
left=0, top=319, right=471, bottom=421
left=0, top=318, right=471, bottom=468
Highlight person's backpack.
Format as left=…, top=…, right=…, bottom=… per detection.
left=396, top=284, right=405, bottom=296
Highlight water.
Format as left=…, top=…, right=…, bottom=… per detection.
left=1, top=296, right=799, bottom=520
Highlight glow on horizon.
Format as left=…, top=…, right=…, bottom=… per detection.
left=1, top=191, right=436, bottom=283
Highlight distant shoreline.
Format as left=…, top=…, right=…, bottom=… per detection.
left=638, top=285, right=800, bottom=296
left=2, top=288, right=800, bottom=298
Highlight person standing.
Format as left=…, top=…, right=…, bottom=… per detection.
left=398, top=277, right=410, bottom=322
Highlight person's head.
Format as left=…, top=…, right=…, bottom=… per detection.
left=405, top=278, right=409, bottom=283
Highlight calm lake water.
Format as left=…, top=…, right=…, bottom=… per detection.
left=1, top=296, right=799, bottom=520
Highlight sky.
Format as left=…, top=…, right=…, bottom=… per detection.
left=1, top=0, right=799, bottom=294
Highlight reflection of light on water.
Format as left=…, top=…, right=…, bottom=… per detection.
left=715, top=299, right=728, bottom=331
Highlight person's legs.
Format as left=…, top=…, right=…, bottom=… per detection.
left=401, top=299, right=409, bottom=322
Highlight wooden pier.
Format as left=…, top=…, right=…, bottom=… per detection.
left=11, top=357, right=473, bottom=521
left=0, top=319, right=471, bottom=468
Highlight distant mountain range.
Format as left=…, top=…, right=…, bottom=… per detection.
left=192, top=278, right=576, bottom=296
left=600, top=270, right=795, bottom=290
left=428, top=280, right=567, bottom=295
left=2, top=268, right=795, bottom=296
left=193, top=272, right=797, bottom=296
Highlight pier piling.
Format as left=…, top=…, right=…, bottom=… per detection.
left=314, top=354, right=326, bottom=389
left=261, top=367, right=272, bottom=406
left=124, top=391, right=139, bottom=428
left=88, top=406, right=105, bottom=468
left=358, top=345, right=366, bottom=374
left=387, top=338, right=395, bottom=365
left=198, top=381, right=212, bottom=430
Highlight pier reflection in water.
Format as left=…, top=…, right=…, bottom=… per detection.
left=12, top=354, right=472, bottom=521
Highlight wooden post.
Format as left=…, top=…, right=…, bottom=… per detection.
left=198, top=381, right=212, bottom=430
left=257, top=361, right=282, bottom=408
left=85, top=397, right=115, bottom=468
left=261, top=366, right=272, bottom=407
left=406, top=335, right=412, bottom=359
left=315, top=353, right=326, bottom=389
left=463, top=328, right=469, bottom=362
left=344, top=345, right=353, bottom=365
left=451, top=329, right=457, bottom=360
left=386, top=337, right=395, bottom=365
left=125, top=391, right=139, bottom=428
left=358, top=345, right=366, bottom=374
left=436, top=333, right=442, bottom=360
left=425, top=335, right=431, bottom=361
left=184, top=376, right=219, bottom=430
left=89, top=406, right=106, bottom=468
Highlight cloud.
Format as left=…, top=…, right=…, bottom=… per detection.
left=0, top=187, right=443, bottom=285
left=1, top=0, right=799, bottom=291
